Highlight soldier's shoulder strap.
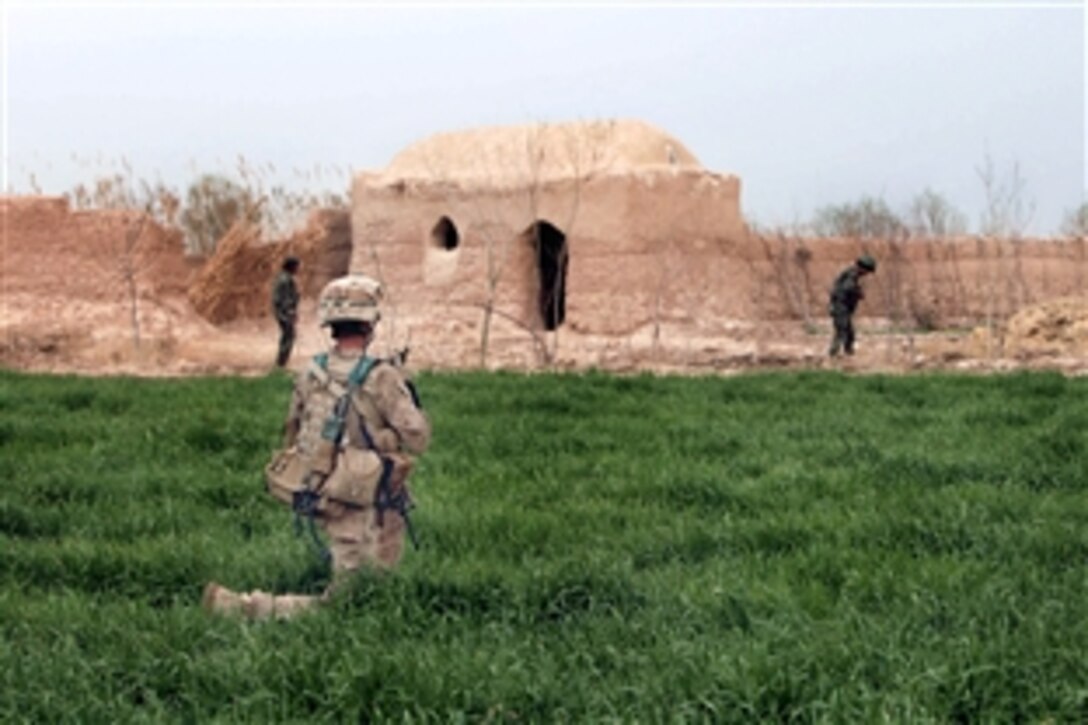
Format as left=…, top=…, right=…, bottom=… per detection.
left=307, top=352, right=332, bottom=389
left=348, top=356, right=380, bottom=390
left=308, top=352, right=380, bottom=397
left=346, top=357, right=387, bottom=452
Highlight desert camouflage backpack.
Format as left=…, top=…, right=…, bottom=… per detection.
left=265, top=353, right=391, bottom=516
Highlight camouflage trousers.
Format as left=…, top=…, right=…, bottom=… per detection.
left=828, top=309, right=855, bottom=357
left=275, top=317, right=296, bottom=367
left=204, top=505, right=407, bottom=620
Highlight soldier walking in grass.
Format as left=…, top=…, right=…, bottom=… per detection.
left=272, top=256, right=301, bottom=367
left=828, top=254, right=877, bottom=357
left=205, top=274, right=431, bottom=620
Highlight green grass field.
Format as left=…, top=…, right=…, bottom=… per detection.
left=0, top=367, right=1085, bottom=722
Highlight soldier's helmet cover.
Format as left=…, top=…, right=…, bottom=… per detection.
left=318, top=274, right=382, bottom=326
left=856, top=254, right=877, bottom=272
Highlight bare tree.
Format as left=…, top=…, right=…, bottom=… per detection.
left=975, top=154, right=1037, bottom=357
left=752, top=231, right=816, bottom=328
left=812, top=197, right=906, bottom=239
left=81, top=174, right=169, bottom=350
left=179, top=173, right=261, bottom=256
left=63, top=169, right=180, bottom=229
left=1060, top=202, right=1088, bottom=237
left=908, top=188, right=967, bottom=237
left=976, top=155, right=1035, bottom=238
left=356, top=218, right=404, bottom=347
left=118, top=212, right=152, bottom=349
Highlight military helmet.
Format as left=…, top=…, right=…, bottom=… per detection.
left=318, top=274, right=382, bottom=326
left=856, top=254, right=877, bottom=272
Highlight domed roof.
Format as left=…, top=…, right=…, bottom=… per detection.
left=381, top=119, right=703, bottom=185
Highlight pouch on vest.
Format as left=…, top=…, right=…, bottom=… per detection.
left=264, top=446, right=311, bottom=506
left=264, top=353, right=382, bottom=511
left=322, top=446, right=385, bottom=508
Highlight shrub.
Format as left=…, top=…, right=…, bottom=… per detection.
left=812, top=197, right=906, bottom=239
left=1060, top=202, right=1088, bottom=237
left=179, top=174, right=260, bottom=256
left=908, top=189, right=967, bottom=237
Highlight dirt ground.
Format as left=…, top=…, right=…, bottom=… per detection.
left=2, top=196, right=1085, bottom=378
left=3, top=293, right=1084, bottom=380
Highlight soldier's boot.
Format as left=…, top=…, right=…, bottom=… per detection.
left=203, top=582, right=246, bottom=616
left=242, top=591, right=321, bottom=621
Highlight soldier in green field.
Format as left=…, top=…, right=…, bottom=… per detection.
left=828, top=254, right=877, bottom=357
left=205, top=274, right=431, bottom=620
left=272, top=256, right=301, bottom=367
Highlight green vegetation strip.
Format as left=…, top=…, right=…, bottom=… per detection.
left=0, top=368, right=1085, bottom=721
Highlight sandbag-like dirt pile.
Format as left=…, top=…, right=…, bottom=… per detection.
left=1004, top=296, right=1088, bottom=359
left=187, top=209, right=351, bottom=324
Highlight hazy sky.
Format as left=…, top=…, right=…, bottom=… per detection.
left=4, top=1, right=1085, bottom=233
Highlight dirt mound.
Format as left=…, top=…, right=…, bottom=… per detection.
left=187, top=209, right=351, bottom=324
left=1004, top=296, right=1088, bottom=358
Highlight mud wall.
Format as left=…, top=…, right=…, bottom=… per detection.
left=348, top=165, right=1085, bottom=368
left=1, top=196, right=194, bottom=300
left=350, top=170, right=745, bottom=336
left=743, top=235, right=1087, bottom=327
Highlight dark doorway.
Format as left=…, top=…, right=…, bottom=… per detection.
left=527, top=221, right=568, bottom=330
left=431, top=216, right=460, bottom=250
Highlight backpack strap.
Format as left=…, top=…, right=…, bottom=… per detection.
left=348, top=356, right=378, bottom=388
left=291, top=354, right=379, bottom=564
left=306, top=354, right=375, bottom=412
left=341, top=359, right=419, bottom=548
left=294, top=353, right=419, bottom=553
left=318, top=355, right=378, bottom=468
left=343, top=356, right=381, bottom=450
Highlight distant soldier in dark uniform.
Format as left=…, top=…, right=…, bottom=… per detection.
left=272, top=256, right=301, bottom=367
left=828, top=254, right=877, bottom=357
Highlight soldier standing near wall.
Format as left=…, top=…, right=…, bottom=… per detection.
left=205, top=274, right=432, bottom=620
left=272, top=256, right=301, bottom=367
left=828, top=255, right=877, bottom=357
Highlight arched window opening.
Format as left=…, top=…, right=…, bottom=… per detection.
left=431, top=216, right=460, bottom=251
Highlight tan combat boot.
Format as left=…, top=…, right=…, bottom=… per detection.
left=203, top=582, right=247, bottom=616
left=244, top=591, right=321, bottom=620
left=243, top=591, right=278, bottom=620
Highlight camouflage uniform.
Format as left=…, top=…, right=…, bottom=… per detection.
left=206, top=275, right=431, bottom=620
left=272, top=268, right=299, bottom=367
left=285, top=351, right=430, bottom=572
left=828, top=258, right=874, bottom=357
